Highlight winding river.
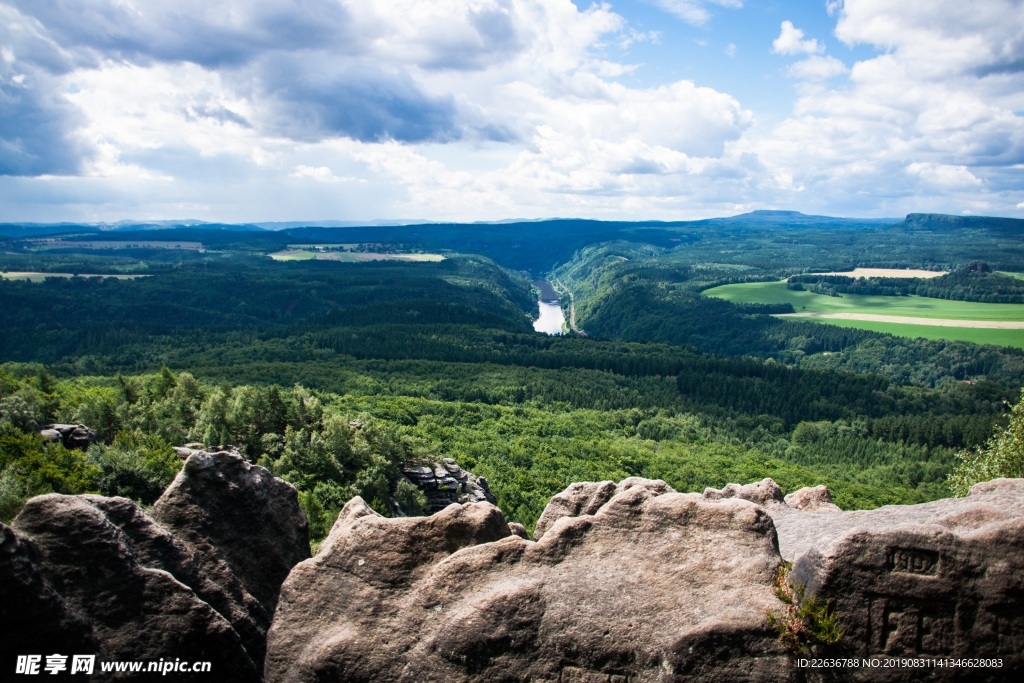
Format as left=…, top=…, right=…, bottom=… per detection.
left=532, top=280, right=565, bottom=335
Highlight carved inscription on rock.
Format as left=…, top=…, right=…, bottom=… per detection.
left=866, top=595, right=955, bottom=657
left=888, top=547, right=939, bottom=576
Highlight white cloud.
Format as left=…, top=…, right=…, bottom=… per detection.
left=772, top=21, right=824, bottom=56
left=290, top=165, right=362, bottom=183
left=787, top=56, right=848, bottom=80
left=907, top=162, right=982, bottom=189
left=740, top=0, right=1024, bottom=216
left=2, top=0, right=1021, bottom=221
left=643, top=1, right=743, bottom=27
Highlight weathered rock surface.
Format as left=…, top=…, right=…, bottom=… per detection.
left=9, top=495, right=259, bottom=680
left=401, top=457, right=497, bottom=513
left=268, top=477, right=1024, bottom=682
left=0, top=521, right=97, bottom=675
left=266, top=484, right=793, bottom=683
left=533, top=476, right=672, bottom=540
left=704, top=477, right=785, bottom=507
left=153, top=449, right=310, bottom=619
left=5, top=448, right=309, bottom=681
left=774, top=478, right=1024, bottom=680
left=39, top=422, right=97, bottom=450
left=782, top=484, right=839, bottom=512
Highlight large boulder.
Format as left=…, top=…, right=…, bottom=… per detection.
left=400, top=458, right=497, bottom=514
left=5, top=448, right=310, bottom=681
left=39, top=423, right=97, bottom=450
left=772, top=478, right=1024, bottom=680
left=266, top=482, right=793, bottom=683
left=0, top=521, right=97, bottom=675
left=9, top=495, right=259, bottom=680
left=152, top=449, right=310, bottom=619
left=532, top=476, right=672, bottom=540
left=268, top=477, right=1024, bottom=682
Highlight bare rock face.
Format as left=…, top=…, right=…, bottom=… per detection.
left=268, top=476, right=1024, bottom=682
left=704, top=477, right=785, bottom=507
left=9, top=495, right=259, bottom=680
left=401, top=458, right=497, bottom=513
left=5, top=448, right=310, bottom=681
left=152, top=449, right=310, bottom=619
left=0, top=521, right=97, bottom=674
left=782, top=485, right=839, bottom=512
left=774, top=478, right=1024, bottom=680
left=533, top=476, right=672, bottom=540
left=39, top=423, right=97, bottom=450
left=265, top=482, right=794, bottom=683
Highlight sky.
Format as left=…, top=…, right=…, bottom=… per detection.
left=1, top=0, right=1023, bottom=224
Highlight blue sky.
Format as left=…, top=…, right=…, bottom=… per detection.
left=1, top=0, right=1022, bottom=223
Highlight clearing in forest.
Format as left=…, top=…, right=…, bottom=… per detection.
left=269, top=250, right=445, bottom=262
left=704, top=280, right=1024, bottom=348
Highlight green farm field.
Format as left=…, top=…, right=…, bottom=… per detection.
left=269, top=250, right=445, bottom=263
left=704, top=281, right=1024, bottom=348
left=0, top=272, right=151, bottom=282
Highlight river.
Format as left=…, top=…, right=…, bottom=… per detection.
left=532, top=280, right=565, bottom=335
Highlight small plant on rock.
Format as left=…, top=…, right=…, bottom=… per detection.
left=766, top=562, right=842, bottom=655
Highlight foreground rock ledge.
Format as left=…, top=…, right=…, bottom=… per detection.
left=267, top=478, right=1024, bottom=683
left=266, top=485, right=792, bottom=683
left=0, top=449, right=309, bottom=681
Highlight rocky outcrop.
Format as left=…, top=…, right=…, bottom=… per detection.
left=775, top=478, right=1024, bottom=680
left=782, top=484, right=839, bottom=511
left=704, top=477, right=785, bottom=507
left=6, top=495, right=259, bottom=680
left=267, top=477, right=1024, bottom=682
left=266, top=485, right=793, bottom=683
left=401, top=458, right=496, bottom=513
left=153, top=449, right=310, bottom=618
left=533, top=476, right=672, bottom=540
left=39, top=423, right=96, bottom=450
left=2, top=449, right=309, bottom=681
left=0, top=521, right=98, bottom=675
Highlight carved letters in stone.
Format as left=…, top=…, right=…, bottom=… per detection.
left=867, top=595, right=955, bottom=657
left=887, top=547, right=939, bottom=576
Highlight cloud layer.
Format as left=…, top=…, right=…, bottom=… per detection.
left=0, top=0, right=1022, bottom=221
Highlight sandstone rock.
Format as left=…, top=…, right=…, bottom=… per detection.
left=11, top=495, right=259, bottom=680
left=0, top=521, right=97, bottom=675
left=783, top=485, right=839, bottom=512
left=533, top=476, right=672, bottom=540
left=507, top=522, right=529, bottom=539
left=704, top=477, right=784, bottom=507
left=85, top=495, right=268, bottom=667
left=773, top=478, right=1024, bottom=680
left=265, top=483, right=793, bottom=683
left=39, top=423, right=97, bottom=450
left=152, top=450, right=310, bottom=621
left=401, top=459, right=498, bottom=513
left=174, top=446, right=200, bottom=460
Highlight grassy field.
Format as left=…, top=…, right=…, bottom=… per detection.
left=269, top=250, right=445, bottom=262
left=704, top=281, right=1024, bottom=348
left=1, top=272, right=151, bottom=282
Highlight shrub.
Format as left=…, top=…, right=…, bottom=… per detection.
left=948, top=391, right=1024, bottom=496
left=766, top=562, right=842, bottom=655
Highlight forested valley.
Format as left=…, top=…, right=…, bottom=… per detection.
left=3, top=211, right=1024, bottom=545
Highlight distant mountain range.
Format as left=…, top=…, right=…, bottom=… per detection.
left=3, top=211, right=1021, bottom=242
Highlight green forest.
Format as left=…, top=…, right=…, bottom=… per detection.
left=3, top=211, right=1024, bottom=545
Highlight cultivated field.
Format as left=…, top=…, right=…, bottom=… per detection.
left=269, top=250, right=445, bottom=263
left=808, top=268, right=947, bottom=278
left=29, top=240, right=203, bottom=250
left=1, top=272, right=150, bottom=282
left=704, top=280, right=1024, bottom=348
